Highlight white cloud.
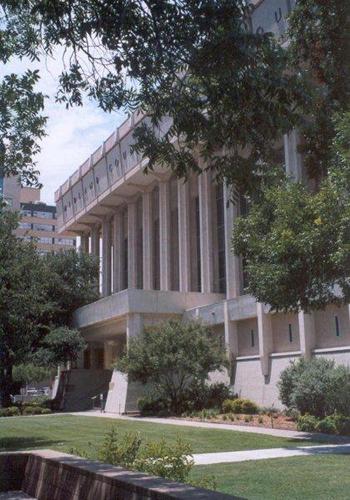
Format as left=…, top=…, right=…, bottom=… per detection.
left=1, top=51, right=126, bottom=204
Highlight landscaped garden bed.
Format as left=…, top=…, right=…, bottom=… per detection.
left=178, top=409, right=298, bottom=431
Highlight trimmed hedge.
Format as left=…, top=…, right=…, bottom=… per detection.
left=222, top=398, right=258, bottom=414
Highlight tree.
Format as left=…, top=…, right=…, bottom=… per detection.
left=278, top=358, right=350, bottom=418
left=0, top=209, right=98, bottom=406
left=33, top=327, right=86, bottom=367
left=233, top=112, right=350, bottom=312
left=0, top=1, right=304, bottom=192
left=12, top=363, right=52, bottom=387
left=117, top=320, right=227, bottom=414
left=42, top=250, right=99, bottom=326
left=0, top=1, right=349, bottom=310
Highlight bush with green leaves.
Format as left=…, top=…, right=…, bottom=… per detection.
left=117, top=320, right=228, bottom=414
left=70, top=427, right=214, bottom=487
left=222, top=398, right=258, bottom=415
left=0, top=406, right=20, bottom=417
left=278, top=358, right=350, bottom=418
left=333, top=415, right=350, bottom=436
left=316, top=416, right=337, bottom=435
left=297, top=414, right=319, bottom=432
left=22, top=405, right=51, bottom=416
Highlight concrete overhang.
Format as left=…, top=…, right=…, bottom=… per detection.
left=73, top=289, right=224, bottom=330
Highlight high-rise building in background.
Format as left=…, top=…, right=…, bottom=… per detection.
left=0, top=174, right=76, bottom=255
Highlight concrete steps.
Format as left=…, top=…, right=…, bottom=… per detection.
left=63, top=369, right=112, bottom=412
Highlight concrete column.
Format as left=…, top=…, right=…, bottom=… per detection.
left=257, top=302, right=273, bottom=377
left=198, top=170, right=214, bottom=293
left=224, top=299, right=239, bottom=356
left=102, top=217, right=112, bottom=297
left=178, top=179, right=191, bottom=292
left=127, top=201, right=137, bottom=288
left=126, top=313, right=143, bottom=348
left=142, top=190, right=153, bottom=290
left=90, top=224, right=100, bottom=258
left=298, top=311, right=316, bottom=360
left=80, top=233, right=90, bottom=253
left=223, top=184, right=241, bottom=299
left=159, top=180, right=171, bottom=290
left=284, top=129, right=303, bottom=181
left=112, top=211, right=123, bottom=293
left=91, top=224, right=101, bottom=293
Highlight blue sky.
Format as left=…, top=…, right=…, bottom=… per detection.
left=1, top=51, right=126, bottom=204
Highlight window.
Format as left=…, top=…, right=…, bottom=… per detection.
left=55, top=238, right=75, bottom=246
left=19, top=222, right=31, bottom=229
left=33, top=210, right=54, bottom=219
left=288, top=323, right=293, bottom=343
left=251, top=329, right=255, bottom=347
left=33, top=223, right=53, bottom=232
left=37, top=236, right=52, bottom=244
left=21, top=209, right=32, bottom=217
left=335, top=316, right=340, bottom=337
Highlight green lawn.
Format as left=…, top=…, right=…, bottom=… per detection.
left=0, top=415, right=322, bottom=454
left=190, top=455, right=350, bottom=499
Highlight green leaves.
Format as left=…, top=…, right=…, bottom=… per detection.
left=233, top=113, right=350, bottom=312
left=117, top=319, right=228, bottom=413
left=0, top=71, right=46, bottom=185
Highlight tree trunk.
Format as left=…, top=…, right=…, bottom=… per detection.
left=0, top=364, right=14, bottom=407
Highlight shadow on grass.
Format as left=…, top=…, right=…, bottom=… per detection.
left=0, top=436, right=67, bottom=452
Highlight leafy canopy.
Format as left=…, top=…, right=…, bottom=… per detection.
left=0, top=209, right=99, bottom=405
left=117, top=319, right=227, bottom=413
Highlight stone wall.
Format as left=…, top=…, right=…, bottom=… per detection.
left=0, top=450, right=241, bottom=500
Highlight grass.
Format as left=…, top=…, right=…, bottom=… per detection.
left=0, top=414, right=323, bottom=454
left=190, top=455, right=350, bottom=499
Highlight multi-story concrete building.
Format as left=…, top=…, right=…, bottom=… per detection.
left=0, top=174, right=76, bottom=254
left=54, top=0, right=350, bottom=412
left=17, top=187, right=76, bottom=255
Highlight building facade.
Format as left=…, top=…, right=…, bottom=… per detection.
left=54, top=0, right=350, bottom=413
left=0, top=176, right=76, bottom=254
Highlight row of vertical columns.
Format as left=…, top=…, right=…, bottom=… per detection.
left=82, top=173, right=241, bottom=298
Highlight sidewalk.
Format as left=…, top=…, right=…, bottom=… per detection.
left=192, top=443, right=350, bottom=465
left=72, top=411, right=350, bottom=443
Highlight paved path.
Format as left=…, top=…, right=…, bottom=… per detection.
left=192, top=443, right=350, bottom=465
left=72, top=411, right=349, bottom=443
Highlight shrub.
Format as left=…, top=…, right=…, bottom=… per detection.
left=22, top=405, right=45, bottom=415
left=278, top=358, right=350, bottom=418
left=297, top=414, right=319, bottom=432
left=316, top=416, right=337, bottom=435
left=222, top=399, right=236, bottom=413
left=240, top=399, right=258, bottom=414
left=223, top=398, right=258, bottom=414
left=134, top=437, right=194, bottom=482
left=39, top=407, right=52, bottom=414
left=72, top=427, right=201, bottom=485
left=333, top=415, right=350, bottom=435
left=258, top=415, right=264, bottom=424
left=98, top=428, right=142, bottom=468
left=138, top=396, right=167, bottom=416
left=0, top=406, right=20, bottom=417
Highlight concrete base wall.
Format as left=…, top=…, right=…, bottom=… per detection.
left=0, top=450, right=237, bottom=500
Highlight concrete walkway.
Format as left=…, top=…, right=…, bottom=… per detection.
left=72, top=411, right=349, bottom=442
left=192, top=443, right=350, bottom=465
